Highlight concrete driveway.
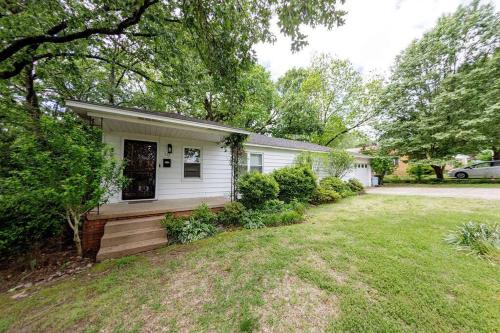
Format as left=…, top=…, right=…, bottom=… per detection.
left=366, top=186, right=500, bottom=201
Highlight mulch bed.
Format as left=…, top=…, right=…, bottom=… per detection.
left=0, top=247, right=93, bottom=298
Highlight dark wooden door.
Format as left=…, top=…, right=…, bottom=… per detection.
left=122, top=140, right=157, bottom=200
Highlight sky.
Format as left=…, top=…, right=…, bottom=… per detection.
left=254, top=0, right=498, bottom=80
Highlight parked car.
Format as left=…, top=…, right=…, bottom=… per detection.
left=448, top=161, right=500, bottom=179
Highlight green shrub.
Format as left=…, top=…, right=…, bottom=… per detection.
left=237, top=172, right=279, bottom=208
left=347, top=178, right=364, bottom=193
left=310, top=186, right=342, bottom=204
left=161, top=213, right=187, bottom=243
left=407, top=163, right=434, bottom=181
left=278, top=210, right=303, bottom=225
left=272, top=166, right=317, bottom=202
left=262, top=199, right=286, bottom=213
left=241, top=210, right=266, bottom=229
left=445, top=222, right=500, bottom=257
left=179, top=220, right=217, bottom=243
left=191, top=203, right=218, bottom=225
left=218, top=202, right=246, bottom=226
left=285, top=199, right=307, bottom=215
left=320, top=176, right=354, bottom=197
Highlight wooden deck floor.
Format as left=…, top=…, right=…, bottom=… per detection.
left=87, top=196, right=229, bottom=220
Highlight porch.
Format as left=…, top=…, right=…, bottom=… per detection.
left=87, top=196, right=230, bottom=221
left=83, top=196, right=230, bottom=260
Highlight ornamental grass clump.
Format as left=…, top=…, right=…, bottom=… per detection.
left=445, top=222, right=500, bottom=258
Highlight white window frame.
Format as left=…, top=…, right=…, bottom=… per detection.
left=182, top=146, right=203, bottom=180
left=240, top=152, right=264, bottom=174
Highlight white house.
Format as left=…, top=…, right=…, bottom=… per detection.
left=67, top=100, right=372, bottom=259
left=68, top=100, right=372, bottom=203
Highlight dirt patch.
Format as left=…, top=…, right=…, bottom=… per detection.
left=0, top=248, right=93, bottom=294
left=258, top=271, right=340, bottom=332
left=302, top=253, right=348, bottom=285
left=140, top=260, right=221, bottom=332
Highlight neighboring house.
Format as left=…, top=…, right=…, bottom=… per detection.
left=67, top=100, right=372, bottom=260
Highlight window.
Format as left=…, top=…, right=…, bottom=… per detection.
left=249, top=153, right=263, bottom=173
left=239, top=152, right=263, bottom=174
left=184, top=147, right=201, bottom=178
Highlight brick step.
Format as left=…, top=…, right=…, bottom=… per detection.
left=100, top=227, right=167, bottom=248
left=104, top=215, right=163, bottom=233
left=96, top=237, right=168, bottom=261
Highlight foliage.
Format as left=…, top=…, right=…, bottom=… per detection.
left=294, top=151, right=325, bottom=175
left=475, top=150, right=493, bottom=162
left=241, top=211, right=266, bottom=229
left=310, top=186, right=342, bottom=205
left=179, top=220, right=218, bottom=244
left=346, top=178, right=364, bottom=193
left=407, top=163, right=434, bottom=181
left=319, top=177, right=353, bottom=198
left=222, top=133, right=248, bottom=201
left=237, top=172, right=279, bottom=208
left=272, top=55, right=383, bottom=146
left=445, top=222, right=500, bottom=257
left=379, top=1, right=500, bottom=174
left=190, top=203, right=218, bottom=226
left=161, top=213, right=187, bottom=243
left=0, top=114, right=125, bottom=257
left=370, top=156, right=395, bottom=184
left=272, top=166, right=317, bottom=203
left=218, top=202, right=246, bottom=226
left=324, top=149, right=355, bottom=178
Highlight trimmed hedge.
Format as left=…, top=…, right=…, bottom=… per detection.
left=237, top=172, right=279, bottom=208
left=320, top=176, right=354, bottom=198
left=271, top=166, right=317, bottom=203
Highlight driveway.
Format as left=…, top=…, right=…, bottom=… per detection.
left=366, top=186, right=500, bottom=200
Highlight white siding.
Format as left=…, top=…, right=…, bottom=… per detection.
left=103, top=131, right=231, bottom=203
left=102, top=130, right=373, bottom=204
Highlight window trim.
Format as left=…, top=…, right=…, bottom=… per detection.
left=240, top=151, right=264, bottom=174
left=182, top=146, right=203, bottom=180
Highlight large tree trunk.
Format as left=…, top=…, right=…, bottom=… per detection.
left=431, top=165, right=445, bottom=180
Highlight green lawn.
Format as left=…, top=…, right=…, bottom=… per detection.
left=1, top=195, right=499, bottom=332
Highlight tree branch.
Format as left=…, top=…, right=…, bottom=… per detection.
left=0, top=0, right=158, bottom=69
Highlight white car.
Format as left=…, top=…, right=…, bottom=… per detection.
left=448, top=160, right=500, bottom=179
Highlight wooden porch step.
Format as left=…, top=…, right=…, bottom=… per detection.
left=104, top=215, right=164, bottom=233
left=100, top=227, right=166, bottom=248
left=96, top=237, right=168, bottom=261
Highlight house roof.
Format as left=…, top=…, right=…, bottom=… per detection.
left=66, top=100, right=251, bottom=135
left=247, top=133, right=330, bottom=153
left=66, top=100, right=354, bottom=154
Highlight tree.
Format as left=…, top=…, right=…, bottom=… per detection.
left=272, top=55, right=383, bottom=146
left=379, top=1, right=499, bottom=178
left=0, top=1, right=349, bottom=257
left=407, top=163, right=434, bottom=181
left=324, top=149, right=355, bottom=178
left=370, top=156, right=395, bottom=185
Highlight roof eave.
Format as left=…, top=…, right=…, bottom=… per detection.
left=66, top=100, right=251, bottom=135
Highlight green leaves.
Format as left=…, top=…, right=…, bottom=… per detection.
left=379, top=1, right=500, bottom=162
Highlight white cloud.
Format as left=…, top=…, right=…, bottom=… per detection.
left=255, top=0, right=497, bottom=80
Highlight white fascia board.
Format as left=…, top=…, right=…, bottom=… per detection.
left=244, top=143, right=330, bottom=154
left=66, top=100, right=251, bottom=135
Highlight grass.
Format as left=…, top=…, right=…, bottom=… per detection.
left=1, top=195, right=500, bottom=332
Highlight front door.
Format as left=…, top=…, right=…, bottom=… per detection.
left=122, top=140, right=157, bottom=200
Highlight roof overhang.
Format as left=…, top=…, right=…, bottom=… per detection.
left=244, top=142, right=330, bottom=154
left=66, top=100, right=251, bottom=136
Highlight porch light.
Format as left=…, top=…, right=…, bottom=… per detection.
left=167, top=144, right=173, bottom=154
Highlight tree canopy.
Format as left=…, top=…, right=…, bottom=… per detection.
left=378, top=0, right=499, bottom=177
